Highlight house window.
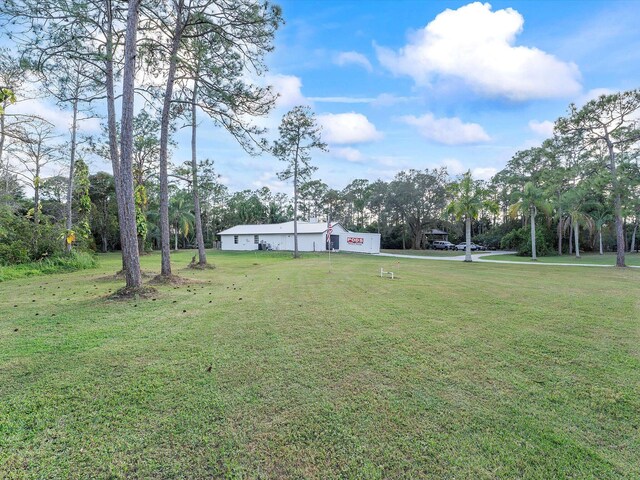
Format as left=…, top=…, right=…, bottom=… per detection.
left=254, top=235, right=259, bottom=244
left=234, top=235, right=239, bottom=244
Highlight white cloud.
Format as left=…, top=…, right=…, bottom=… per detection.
left=440, top=158, right=466, bottom=175
left=11, top=98, right=101, bottom=134
left=308, top=96, right=374, bottom=104
left=434, top=158, right=496, bottom=180
left=331, top=147, right=365, bottom=163
left=308, top=93, right=417, bottom=106
left=577, top=87, right=615, bottom=106
left=528, top=120, right=554, bottom=137
left=317, top=112, right=383, bottom=145
left=371, top=93, right=417, bottom=107
left=251, top=171, right=287, bottom=192
left=472, top=166, right=498, bottom=180
left=268, top=74, right=309, bottom=109
left=376, top=2, right=582, bottom=100
left=400, top=113, right=490, bottom=145
left=335, top=51, right=373, bottom=72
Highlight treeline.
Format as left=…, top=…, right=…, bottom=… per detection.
left=1, top=1, right=638, bottom=285
left=2, top=84, right=639, bottom=269
left=0, top=0, right=283, bottom=290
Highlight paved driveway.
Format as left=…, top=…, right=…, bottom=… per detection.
left=376, top=251, right=638, bottom=268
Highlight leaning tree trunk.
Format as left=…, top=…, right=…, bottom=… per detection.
left=464, top=216, right=472, bottom=262
left=530, top=207, right=537, bottom=261
left=117, top=0, right=143, bottom=289
left=159, top=1, right=185, bottom=277
left=574, top=222, right=580, bottom=258
left=190, top=74, right=206, bottom=265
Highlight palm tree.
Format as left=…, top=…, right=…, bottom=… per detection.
left=169, top=193, right=195, bottom=251
left=508, top=182, right=550, bottom=261
left=446, top=171, right=497, bottom=262
left=561, top=189, right=594, bottom=259
left=592, top=207, right=612, bottom=255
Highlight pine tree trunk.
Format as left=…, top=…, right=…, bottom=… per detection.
left=117, top=0, right=143, bottom=289
left=105, top=2, right=127, bottom=275
left=630, top=222, right=638, bottom=253
left=464, top=216, right=472, bottom=262
left=574, top=222, right=580, bottom=258
left=293, top=160, right=299, bottom=258
left=65, top=89, right=79, bottom=254
left=159, top=0, right=185, bottom=277
left=34, top=159, right=40, bottom=226
left=190, top=74, right=206, bottom=265
left=0, top=100, right=5, bottom=185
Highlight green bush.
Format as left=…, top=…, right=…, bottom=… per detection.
left=0, top=251, right=97, bottom=282
left=0, top=242, right=30, bottom=264
left=500, top=224, right=555, bottom=257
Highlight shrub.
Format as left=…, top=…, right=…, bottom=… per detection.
left=0, top=251, right=97, bottom=282
left=500, top=224, right=555, bottom=256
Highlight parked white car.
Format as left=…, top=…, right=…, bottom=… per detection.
left=431, top=240, right=456, bottom=250
left=455, top=243, right=481, bottom=251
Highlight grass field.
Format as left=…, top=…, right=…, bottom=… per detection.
left=380, top=248, right=466, bottom=257
left=1, top=250, right=639, bottom=478
left=481, top=252, right=640, bottom=266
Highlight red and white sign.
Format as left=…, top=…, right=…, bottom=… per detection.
left=347, top=237, right=364, bottom=245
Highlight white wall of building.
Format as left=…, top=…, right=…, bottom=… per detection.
left=336, top=232, right=381, bottom=254
left=219, top=223, right=380, bottom=254
left=220, top=234, right=260, bottom=251
left=221, top=233, right=328, bottom=252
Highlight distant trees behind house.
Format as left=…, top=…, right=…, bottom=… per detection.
left=0, top=0, right=638, bottom=268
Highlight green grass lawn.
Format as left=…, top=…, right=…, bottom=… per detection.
left=481, top=252, right=640, bottom=266
left=1, top=250, right=639, bottom=478
left=381, top=248, right=464, bottom=257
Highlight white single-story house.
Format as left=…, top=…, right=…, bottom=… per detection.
left=217, top=221, right=381, bottom=254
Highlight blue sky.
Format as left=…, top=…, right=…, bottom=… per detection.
left=9, top=1, right=640, bottom=193
left=190, top=0, right=640, bottom=193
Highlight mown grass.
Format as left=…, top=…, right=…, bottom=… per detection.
left=0, top=251, right=97, bottom=282
left=481, top=252, right=640, bottom=266
left=1, top=250, right=639, bottom=478
left=381, top=248, right=465, bottom=257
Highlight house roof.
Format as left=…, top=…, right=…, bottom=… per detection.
left=425, top=228, right=448, bottom=235
left=218, top=221, right=346, bottom=236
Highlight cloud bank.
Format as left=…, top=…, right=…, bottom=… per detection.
left=376, top=2, right=582, bottom=100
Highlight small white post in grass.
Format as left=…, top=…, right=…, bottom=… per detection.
left=380, top=267, right=394, bottom=279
